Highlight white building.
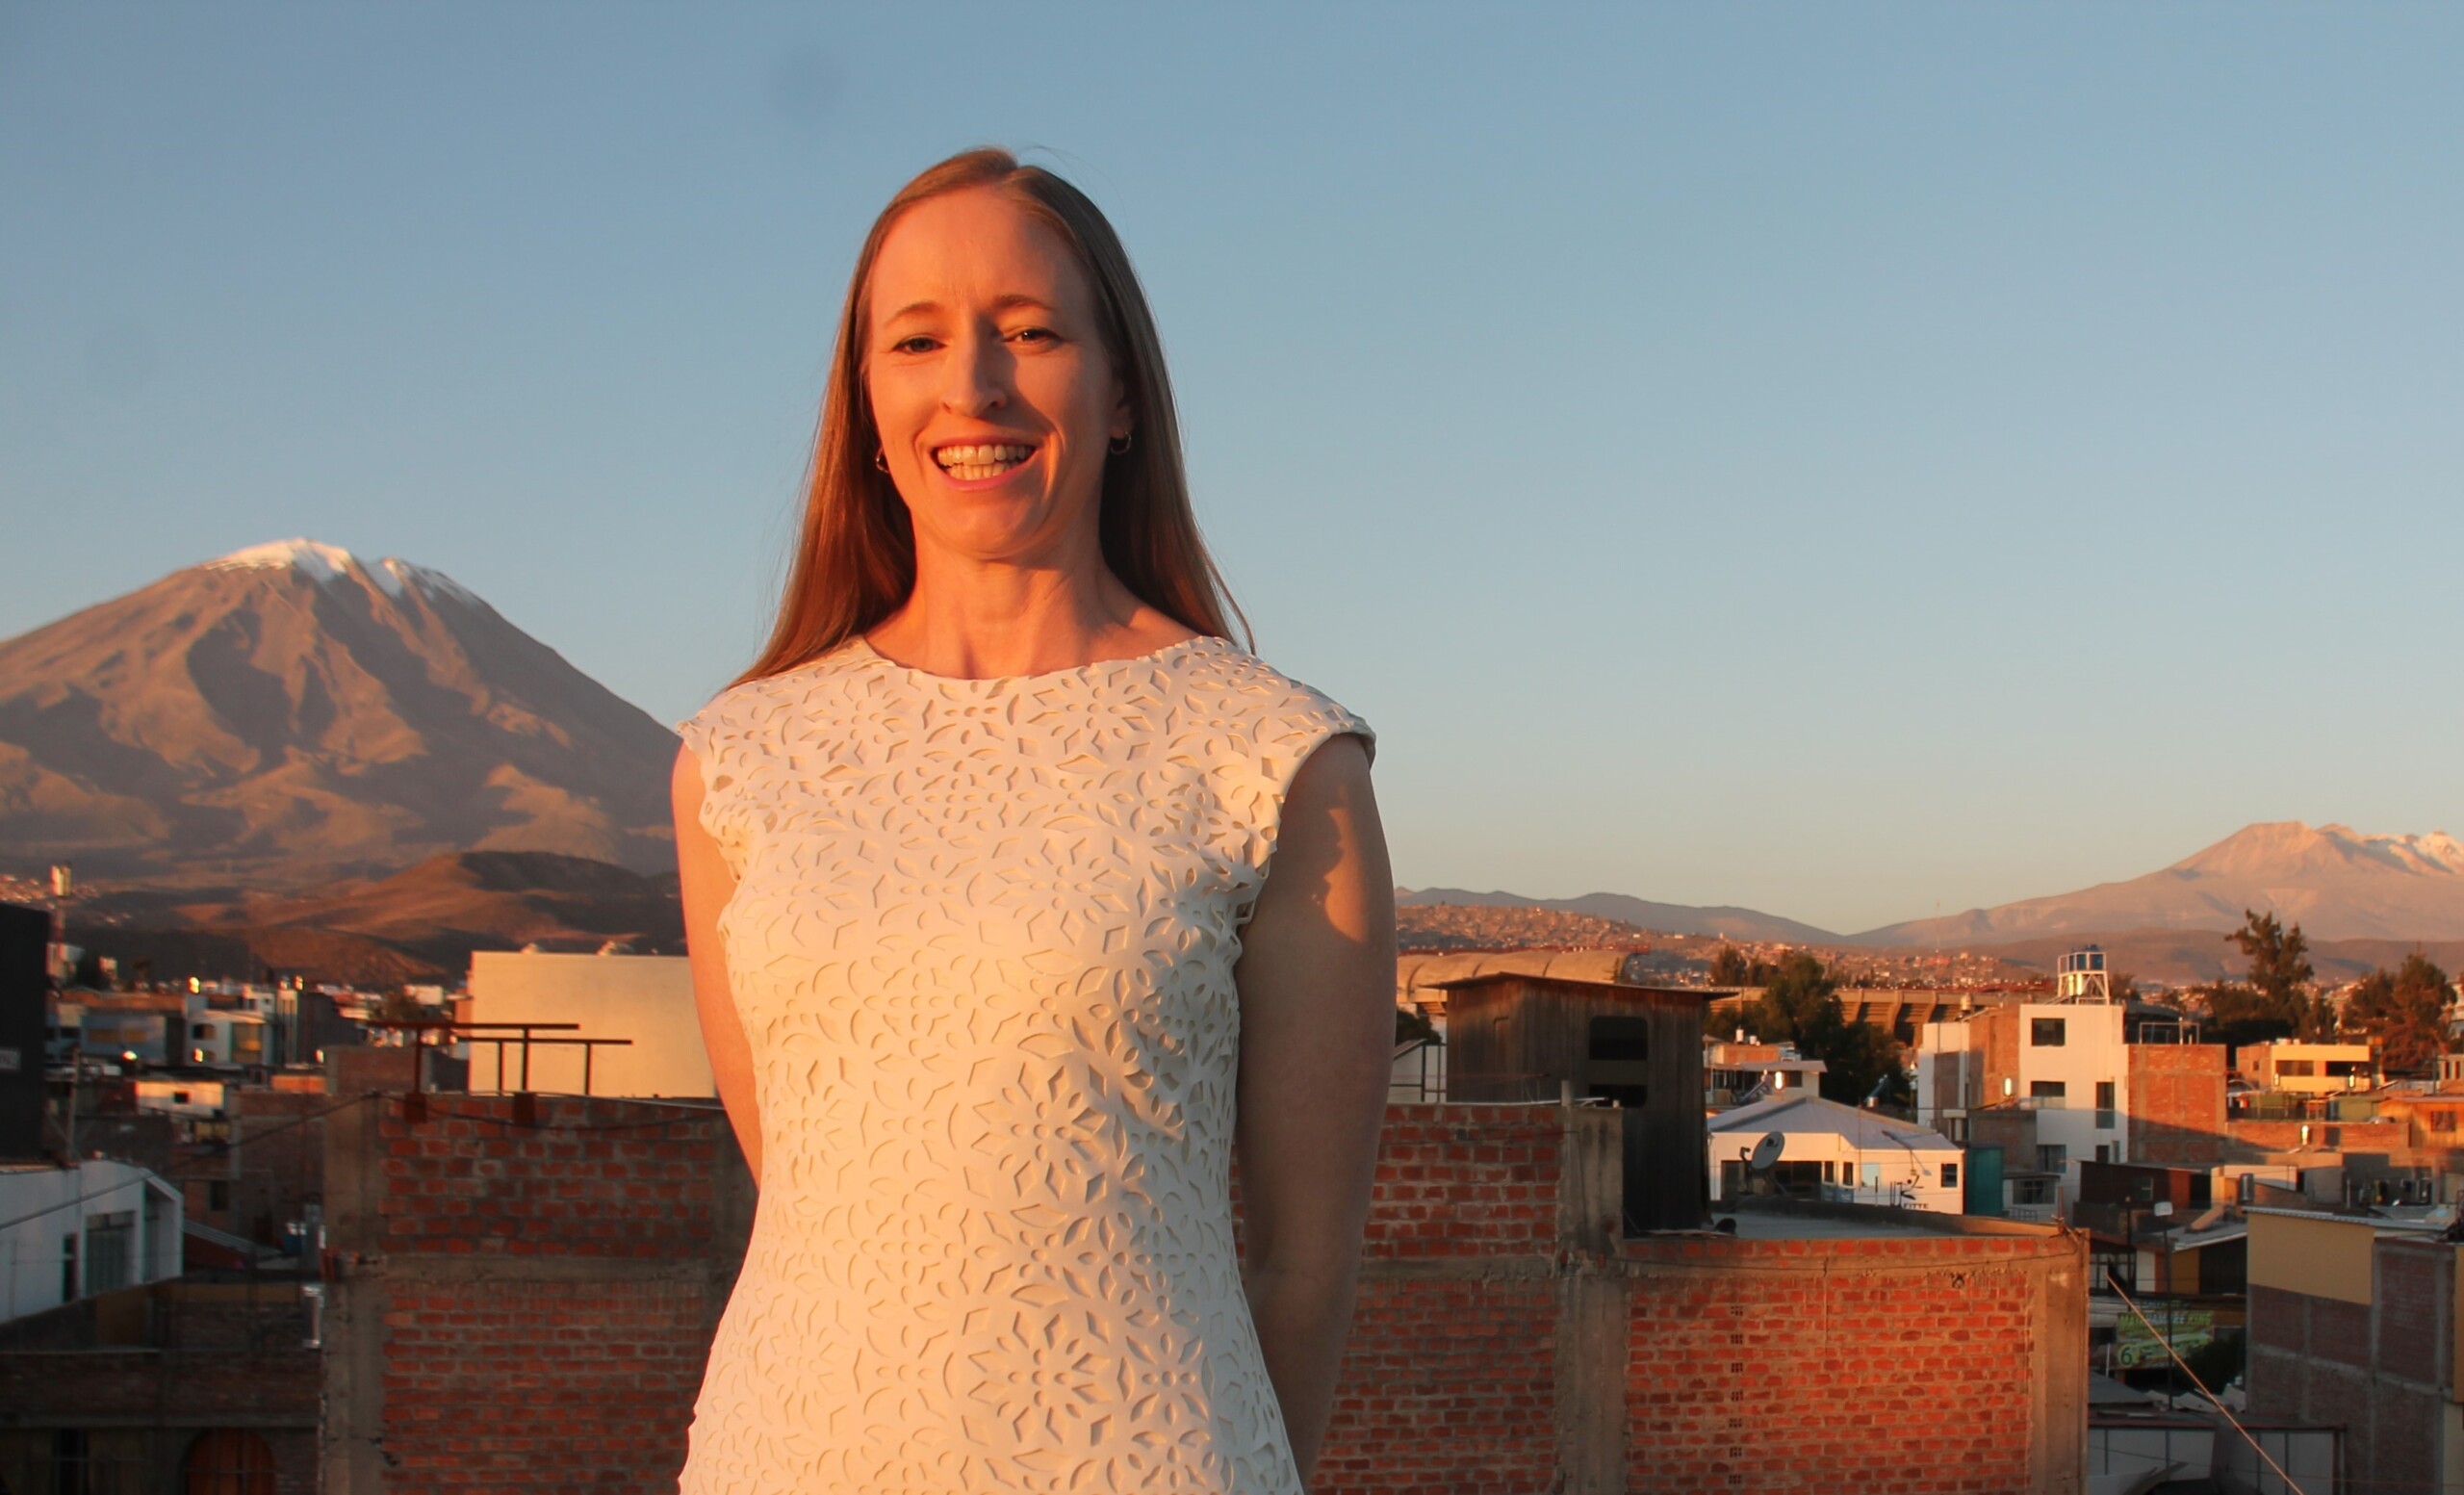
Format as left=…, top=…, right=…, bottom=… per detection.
left=466, top=950, right=713, bottom=1097
left=1708, top=1094, right=1965, bottom=1213
left=1916, top=994, right=2131, bottom=1207
left=0, top=1160, right=183, bottom=1324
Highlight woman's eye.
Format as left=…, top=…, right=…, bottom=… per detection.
left=890, top=335, right=938, bottom=354
left=1009, top=326, right=1056, bottom=346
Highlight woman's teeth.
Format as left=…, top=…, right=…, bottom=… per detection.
left=935, top=444, right=1033, bottom=480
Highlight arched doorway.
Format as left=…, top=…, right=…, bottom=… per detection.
left=181, top=1430, right=276, bottom=1495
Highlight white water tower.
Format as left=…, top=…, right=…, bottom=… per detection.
left=2056, top=946, right=2111, bottom=1004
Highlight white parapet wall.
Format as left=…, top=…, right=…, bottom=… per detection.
left=465, top=951, right=715, bottom=1098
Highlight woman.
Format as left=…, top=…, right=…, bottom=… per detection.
left=671, top=148, right=1396, bottom=1494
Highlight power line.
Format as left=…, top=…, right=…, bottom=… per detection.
left=2103, top=1270, right=2307, bottom=1495
left=0, top=1091, right=376, bottom=1236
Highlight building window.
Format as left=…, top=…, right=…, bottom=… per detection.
left=2430, top=1109, right=2456, bottom=1134
left=2030, top=1080, right=2067, bottom=1107
left=184, top=1427, right=279, bottom=1494
left=60, top=1233, right=77, bottom=1301
left=2095, top=1080, right=2117, bottom=1131
left=83, top=1211, right=134, bottom=1296
left=1586, top=1017, right=1651, bottom=1062
left=2094, top=1145, right=2112, bottom=1164
left=2276, top=1059, right=2316, bottom=1077
left=22, top=1430, right=150, bottom=1495
left=2037, top=1145, right=2067, bottom=1173
left=2031, top=1018, right=2066, bottom=1046
left=1941, top=1163, right=1960, bottom=1189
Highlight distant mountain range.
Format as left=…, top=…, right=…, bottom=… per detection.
left=1406, top=822, right=2464, bottom=953
left=1398, top=889, right=1835, bottom=944
left=0, top=539, right=679, bottom=887
left=64, top=850, right=682, bottom=987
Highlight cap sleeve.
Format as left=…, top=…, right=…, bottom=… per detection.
left=1210, top=667, right=1374, bottom=927
left=676, top=694, right=753, bottom=880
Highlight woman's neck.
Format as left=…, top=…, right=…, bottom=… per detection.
left=866, top=550, right=1194, bottom=681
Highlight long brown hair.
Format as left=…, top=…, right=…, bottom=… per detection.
left=736, top=148, right=1245, bottom=686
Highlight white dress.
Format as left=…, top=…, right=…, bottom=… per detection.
left=674, top=634, right=1371, bottom=1495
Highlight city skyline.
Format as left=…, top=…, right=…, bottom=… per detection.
left=6, top=6, right=2459, bottom=931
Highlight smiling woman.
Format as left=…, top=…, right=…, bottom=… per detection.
left=669, top=149, right=1396, bottom=1495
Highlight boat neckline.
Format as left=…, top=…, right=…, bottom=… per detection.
left=847, top=632, right=1219, bottom=684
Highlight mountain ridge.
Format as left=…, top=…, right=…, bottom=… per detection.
left=1398, top=888, right=1837, bottom=943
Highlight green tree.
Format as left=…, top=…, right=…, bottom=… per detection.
left=2230, top=910, right=2314, bottom=1012
left=1742, top=951, right=1895, bottom=1105
left=1707, top=945, right=1778, bottom=988
left=2343, top=953, right=2453, bottom=1075
left=2195, top=980, right=2292, bottom=1051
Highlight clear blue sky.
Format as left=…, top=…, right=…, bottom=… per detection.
left=4, top=5, right=2458, bottom=934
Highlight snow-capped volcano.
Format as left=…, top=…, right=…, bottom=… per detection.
left=204, top=537, right=485, bottom=608
left=1856, top=821, right=2464, bottom=945
left=0, top=540, right=679, bottom=886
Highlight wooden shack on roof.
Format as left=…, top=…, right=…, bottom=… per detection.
left=1432, top=969, right=1719, bottom=1234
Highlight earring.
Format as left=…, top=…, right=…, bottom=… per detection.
left=874, top=449, right=888, bottom=473
left=1108, top=431, right=1134, bottom=456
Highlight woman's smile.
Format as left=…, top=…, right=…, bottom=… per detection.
left=932, top=440, right=1039, bottom=484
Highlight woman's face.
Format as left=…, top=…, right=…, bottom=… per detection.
left=865, top=188, right=1129, bottom=569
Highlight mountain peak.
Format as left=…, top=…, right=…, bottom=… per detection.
left=207, top=536, right=361, bottom=580
left=202, top=538, right=482, bottom=609
left=2176, top=821, right=2464, bottom=880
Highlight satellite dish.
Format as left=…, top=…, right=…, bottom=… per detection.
left=1747, top=1131, right=1785, bottom=1173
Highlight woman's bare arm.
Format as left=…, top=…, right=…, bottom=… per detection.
left=674, top=744, right=761, bottom=1184
left=1232, top=733, right=1395, bottom=1483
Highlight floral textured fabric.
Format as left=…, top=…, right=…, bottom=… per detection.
left=674, top=634, right=1372, bottom=1495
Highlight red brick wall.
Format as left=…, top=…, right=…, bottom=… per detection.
left=2127, top=1044, right=2227, bottom=1165
left=369, top=1099, right=731, bottom=1258
left=382, top=1278, right=716, bottom=1491
left=1624, top=1232, right=2071, bottom=1493
left=0, top=1287, right=320, bottom=1495
left=325, top=1093, right=749, bottom=1495
left=2228, top=1119, right=2409, bottom=1156
left=1354, top=1107, right=1564, bottom=1256
left=341, top=1098, right=2082, bottom=1493
left=2249, top=1239, right=2452, bottom=1494
left=1319, top=1276, right=1560, bottom=1495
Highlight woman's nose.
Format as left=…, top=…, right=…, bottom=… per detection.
left=941, top=328, right=1011, bottom=416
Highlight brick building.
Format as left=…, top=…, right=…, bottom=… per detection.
left=2247, top=1206, right=2462, bottom=1491
left=0, top=1279, right=320, bottom=1493
left=319, top=1083, right=2088, bottom=1492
